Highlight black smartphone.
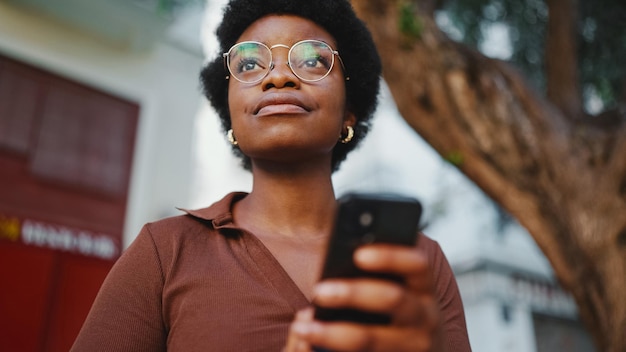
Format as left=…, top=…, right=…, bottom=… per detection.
left=313, top=192, right=423, bottom=325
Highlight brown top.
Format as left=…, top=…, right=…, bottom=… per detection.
left=72, top=192, right=471, bottom=351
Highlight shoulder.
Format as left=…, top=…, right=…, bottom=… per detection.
left=123, top=192, right=247, bottom=271
left=416, top=233, right=456, bottom=292
left=416, top=233, right=446, bottom=265
left=418, top=234, right=472, bottom=350
left=117, top=214, right=213, bottom=274
left=142, top=213, right=211, bottom=244
left=139, top=192, right=247, bottom=247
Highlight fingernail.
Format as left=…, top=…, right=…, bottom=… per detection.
left=292, top=321, right=322, bottom=336
left=295, top=307, right=314, bottom=321
left=355, top=247, right=377, bottom=263
left=314, top=282, right=346, bottom=298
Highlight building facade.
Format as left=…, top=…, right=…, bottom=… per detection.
left=0, top=0, right=204, bottom=350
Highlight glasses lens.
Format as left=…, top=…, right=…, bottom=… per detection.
left=228, top=42, right=271, bottom=83
left=289, top=41, right=335, bottom=81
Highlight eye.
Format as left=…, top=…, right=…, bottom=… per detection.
left=291, top=42, right=333, bottom=72
left=236, top=58, right=265, bottom=73
left=229, top=42, right=270, bottom=76
left=302, top=55, right=329, bottom=69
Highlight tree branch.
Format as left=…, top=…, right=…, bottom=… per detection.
left=545, top=0, right=584, bottom=119
left=353, top=0, right=626, bottom=349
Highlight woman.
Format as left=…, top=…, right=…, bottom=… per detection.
left=72, top=0, right=471, bottom=351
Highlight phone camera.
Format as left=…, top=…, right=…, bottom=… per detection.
left=359, top=212, right=373, bottom=228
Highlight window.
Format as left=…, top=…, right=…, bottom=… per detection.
left=0, top=57, right=138, bottom=198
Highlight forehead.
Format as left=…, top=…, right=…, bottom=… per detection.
left=236, top=15, right=337, bottom=48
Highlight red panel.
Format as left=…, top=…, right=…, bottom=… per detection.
left=0, top=53, right=138, bottom=237
left=0, top=54, right=138, bottom=352
left=45, top=254, right=113, bottom=352
left=0, top=154, right=126, bottom=236
left=0, top=243, right=55, bottom=352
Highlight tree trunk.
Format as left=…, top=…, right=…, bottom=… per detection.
left=352, top=0, right=626, bottom=350
left=545, top=0, right=584, bottom=119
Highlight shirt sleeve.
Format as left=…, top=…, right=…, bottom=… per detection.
left=421, top=236, right=472, bottom=352
left=71, top=225, right=167, bottom=352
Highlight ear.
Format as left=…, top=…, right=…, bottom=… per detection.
left=343, top=110, right=357, bottom=128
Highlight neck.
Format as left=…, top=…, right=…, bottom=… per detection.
left=234, top=159, right=337, bottom=240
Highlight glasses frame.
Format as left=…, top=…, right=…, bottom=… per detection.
left=223, top=39, right=349, bottom=84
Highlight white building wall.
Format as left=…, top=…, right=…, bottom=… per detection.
left=0, top=2, right=205, bottom=246
left=464, top=298, right=537, bottom=352
left=465, top=300, right=501, bottom=352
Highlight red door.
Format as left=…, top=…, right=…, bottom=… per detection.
left=0, top=54, right=139, bottom=351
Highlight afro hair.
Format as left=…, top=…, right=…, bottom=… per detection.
left=200, top=0, right=382, bottom=172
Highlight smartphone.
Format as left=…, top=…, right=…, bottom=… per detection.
left=313, top=192, right=423, bottom=325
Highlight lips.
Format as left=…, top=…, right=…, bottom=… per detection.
left=253, top=93, right=311, bottom=116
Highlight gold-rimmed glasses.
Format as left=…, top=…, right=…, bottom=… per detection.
left=223, top=39, right=349, bottom=83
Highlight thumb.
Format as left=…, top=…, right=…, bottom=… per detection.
left=283, top=307, right=314, bottom=352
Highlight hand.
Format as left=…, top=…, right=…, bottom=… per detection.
left=284, top=244, right=442, bottom=352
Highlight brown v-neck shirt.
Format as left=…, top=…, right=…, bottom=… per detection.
left=72, top=192, right=471, bottom=351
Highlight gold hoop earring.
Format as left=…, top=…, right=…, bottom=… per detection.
left=227, top=129, right=238, bottom=146
left=340, top=125, right=354, bottom=144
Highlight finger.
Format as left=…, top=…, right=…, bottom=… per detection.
left=354, top=245, right=433, bottom=292
left=284, top=308, right=314, bottom=352
left=313, top=280, right=440, bottom=327
left=296, top=321, right=436, bottom=352
left=354, top=244, right=428, bottom=274
left=313, top=279, right=406, bottom=313
left=393, top=293, right=441, bottom=328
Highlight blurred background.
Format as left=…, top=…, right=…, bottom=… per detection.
left=0, top=0, right=607, bottom=350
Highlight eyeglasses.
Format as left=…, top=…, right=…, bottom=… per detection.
left=223, top=39, right=348, bottom=84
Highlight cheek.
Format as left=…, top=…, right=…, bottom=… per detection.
left=324, top=85, right=348, bottom=115
left=227, top=87, right=245, bottom=121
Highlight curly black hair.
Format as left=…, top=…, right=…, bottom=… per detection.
left=200, top=0, right=382, bottom=172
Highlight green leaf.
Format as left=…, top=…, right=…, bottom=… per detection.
left=398, top=1, right=423, bottom=40
left=444, top=151, right=465, bottom=166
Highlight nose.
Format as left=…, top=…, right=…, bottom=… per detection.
left=261, top=49, right=299, bottom=90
